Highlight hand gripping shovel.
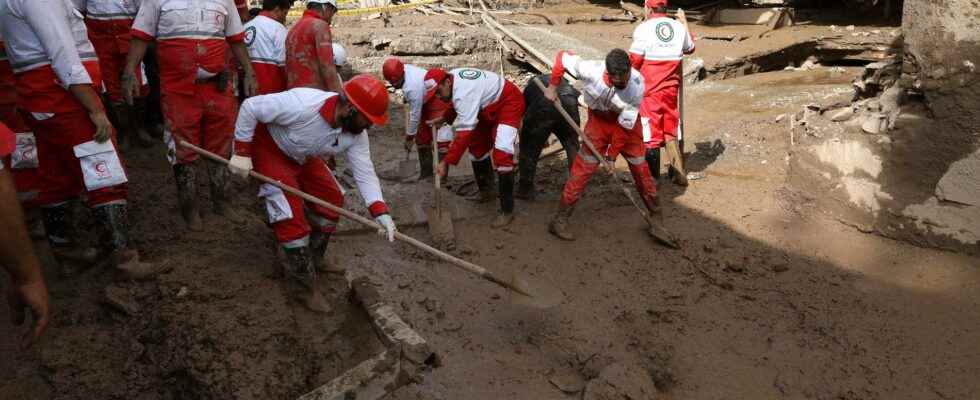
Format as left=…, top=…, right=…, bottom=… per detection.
left=426, top=123, right=456, bottom=247
left=180, top=141, right=563, bottom=309
left=531, top=78, right=680, bottom=249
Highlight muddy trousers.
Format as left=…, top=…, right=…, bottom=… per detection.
left=253, top=129, right=343, bottom=248
left=517, top=108, right=579, bottom=196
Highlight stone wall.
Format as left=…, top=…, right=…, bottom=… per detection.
left=788, top=0, right=980, bottom=255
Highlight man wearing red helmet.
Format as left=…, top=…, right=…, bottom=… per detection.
left=427, top=67, right=526, bottom=228
left=229, top=74, right=396, bottom=313
left=629, top=0, right=695, bottom=186
left=285, top=0, right=342, bottom=93
left=381, top=57, right=455, bottom=180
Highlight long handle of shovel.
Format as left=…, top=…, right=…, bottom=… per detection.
left=530, top=78, right=657, bottom=229
left=179, top=141, right=531, bottom=297
left=430, top=123, right=442, bottom=208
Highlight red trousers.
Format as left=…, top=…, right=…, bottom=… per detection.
left=163, top=81, right=237, bottom=164
left=253, top=127, right=344, bottom=247
left=87, top=19, right=148, bottom=103
left=445, top=81, right=525, bottom=172
left=560, top=110, right=657, bottom=207
left=26, top=110, right=128, bottom=207
left=0, top=107, right=40, bottom=207
left=640, top=86, right=679, bottom=149
left=414, top=97, right=454, bottom=151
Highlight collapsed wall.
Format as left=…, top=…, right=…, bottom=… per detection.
left=787, top=0, right=980, bottom=254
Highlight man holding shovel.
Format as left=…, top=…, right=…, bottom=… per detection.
left=428, top=68, right=525, bottom=228
left=630, top=0, right=695, bottom=186
left=227, top=74, right=397, bottom=313
left=543, top=49, right=669, bottom=242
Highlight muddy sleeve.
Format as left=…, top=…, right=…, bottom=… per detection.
left=313, top=23, right=341, bottom=92
left=345, top=132, right=388, bottom=216
left=131, top=0, right=160, bottom=40
left=24, top=0, right=93, bottom=88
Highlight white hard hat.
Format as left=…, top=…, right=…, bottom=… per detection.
left=307, top=0, right=337, bottom=8
left=332, top=43, right=347, bottom=67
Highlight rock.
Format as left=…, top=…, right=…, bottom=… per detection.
left=829, top=107, right=856, bottom=122
left=583, top=361, right=660, bottom=400
left=176, top=286, right=189, bottom=298
left=861, top=112, right=889, bottom=134
left=773, top=263, right=789, bottom=273
left=549, top=369, right=587, bottom=394
left=935, top=149, right=980, bottom=206
left=103, top=286, right=140, bottom=316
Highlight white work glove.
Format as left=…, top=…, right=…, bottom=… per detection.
left=374, top=214, right=397, bottom=242
left=228, top=155, right=253, bottom=179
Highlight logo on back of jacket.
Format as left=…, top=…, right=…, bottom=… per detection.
left=655, top=22, right=675, bottom=43
left=244, top=26, right=257, bottom=46
left=458, top=69, right=483, bottom=80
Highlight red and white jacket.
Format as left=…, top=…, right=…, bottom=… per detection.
left=243, top=12, right=286, bottom=95
left=78, top=0, right=141, bottom=49
left=551, top=51, right=644, bottom=130
left=628, top=16, right=695, bottom=93
left=0, top=0, right=102, bottom=113
left=401, top=64, right=427, bottom=137
left=447, top=67, right=503, bottom=133
left=131, top=0, right=245, bottom=96
left=234, top=88, right=389, bottom=217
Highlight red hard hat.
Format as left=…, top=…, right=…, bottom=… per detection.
left=423, top=68, right=448, bottom=102
left=382, top=58, right=404, bottom=84
left=645, top=0, right=667, bottom=8
left=344, top=74, right=389, bottom=126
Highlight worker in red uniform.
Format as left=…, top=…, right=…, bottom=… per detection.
left=124, top=0, right=258, bottom=231
left=0, top=32, right=40, bottom=211
left=79, top=0, right=154, bottom=150
left=543, top=49, right=671, bottom=241
left=428, top=68, right=525, bottom=228
left=0, top=121, right=50, bottom=349
left=0, top=0, right=163, bottom=278
left=244, top=0, right=293, bottom=95
left=285, top=0, right=342, bottom=92
left=382, top=57, right=455, bottom=180
left=230, top=75, right=395, bottom=312
left=629, top=0, right=694, bottom=186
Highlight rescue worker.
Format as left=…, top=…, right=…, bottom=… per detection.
left=517, top=74, right=580, bottom=200
left=629, top=0, right=694, bottom=186
left=428, top=68, right=525, bottom=228
left=381, top=57, right=455, bottom=181
left=228, top=75, right=396, bottom=312
left=124, top=0, right=259, bottom=231
left=79, top=0, right=154, bottom=150
left=0, top=0, right=162, bottom=277
left=0, top=121, right=49, bottom=349
left=543, top=49, right=669, bottom=241
left=0, top=32, right=41, bottom=211
left=244, top=0, right=293, bottom=95
left=285, top=0, right=342, bottom=93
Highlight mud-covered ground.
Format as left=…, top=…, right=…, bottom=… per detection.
left=2, top=4, right=979, bottom=400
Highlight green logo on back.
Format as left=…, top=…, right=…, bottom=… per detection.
left=458, top=69, right=483, bottom=80
left=655, top=22, right=674, bottom=42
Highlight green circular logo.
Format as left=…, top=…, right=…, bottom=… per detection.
left=655, top=22, right=674, bottom=43
left=458, top=69, right=483, bottom=80
left=244, top=26, right=257, bottom=46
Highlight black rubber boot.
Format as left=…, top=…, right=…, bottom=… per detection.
left=173, top=164, right=203, bottom=231
left=548, top=202, right=576, bottom=241
left=111, top=102, right=132, bottom=151
left=41, top=202, right=98, bottom=265
left=310, top=230, right=344, bottom=273
left=492, top=173, right=515, bottom=228
left=282, top=246, right=330, bottom=313
left=645, top=147, right=661, bottom=181
left=207, top=160, right=244, bottom=223
left=515, top=179, right=536, bottom=201
left=93, top=203, right=168, bottom=279
left=418, top=146, right=434, bottom=180
left=467, top=158, right=496, bottom=203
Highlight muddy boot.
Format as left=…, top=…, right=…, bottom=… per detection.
left=491, top=173, right=515, bottom=228
left=131, top=98, right=155, bottom=148
left=417, top=146, right=434, bottom=180
left=41, top=202, right=99, bottom=267
left=207, top=161, right=244, bottom=223
left=310, top=230, right=345, bottom=274
left=466, top=158, right=496, bottom=203
left=515, top=178, right=536, bottom=201
left=548, top=202, right=576, bottom=241
left=173, top=164, right=203, bottom=231
left=93, top=203, right=171, bottom=279
left=645, top=147, right=661, bottom=181
left=283, top=246, right=331, bottom=314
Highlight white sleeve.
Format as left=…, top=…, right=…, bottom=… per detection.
left=404, top=88, right=424, bottom=136
left=224, top=0, right=245, bottom=38
left=628, top=24, right=648, bottom=57
left=23, top=0, right=92, bottom=88
left=682, top=24, right=695, bottom=53
left=234, top=93, right=288, bottom=144
left=451, top=86, right=481, bottom=132
left=345, top=133, right=385, bottom=206
left=131, top=0, right=160, bottom=38
left=273, top=27, right=287, bottom=67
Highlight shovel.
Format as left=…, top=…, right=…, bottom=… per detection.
left=426, top=123, right=456, bottom=246
left=531, top=78, right=679, bottom=249
left=179, top=141, right=564, bottom=309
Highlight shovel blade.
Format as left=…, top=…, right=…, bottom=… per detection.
left=426, top=206, right=456, bottom=246
left=509, top=271, right=564, bottom=309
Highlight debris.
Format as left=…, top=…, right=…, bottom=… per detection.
left=583, top=361, right=660, bottom=400
left=548, top=369, right=587, bottom=394
left=103, top=286, right=140, bottom=316
left=829, top=107, right=856, bottom=122
left=176, top=286, right=189, bottom=298
left=566, top=14, right=637, bottom=24
left=773, top=263, right=790, bottom=273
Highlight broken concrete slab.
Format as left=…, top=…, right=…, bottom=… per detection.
left=711, top=7, right=793, bottom=26
left=935, top=149, right=980, bottom=207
